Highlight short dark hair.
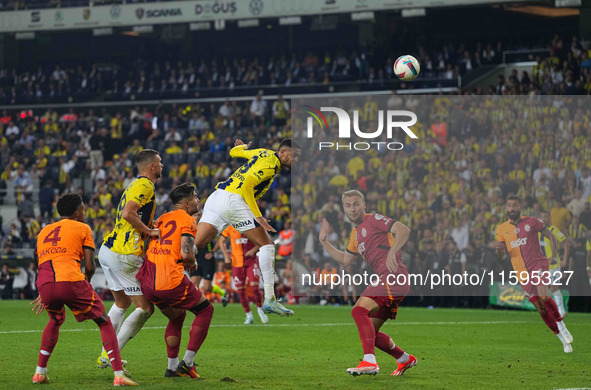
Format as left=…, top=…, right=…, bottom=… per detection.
left=56, top=193, right=83, bottom=217
left=136, top=149, right=160, bottom=169
left=506, top=195, right=521, bottom=204
left=170, top=183, right=196, bottom=205
left=279, top=138, right=301, bottom=150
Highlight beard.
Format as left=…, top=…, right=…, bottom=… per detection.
left=507, top=210, right=521, bottom=220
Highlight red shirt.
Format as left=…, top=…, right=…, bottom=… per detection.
left=346, top=213, right=408, bottom=277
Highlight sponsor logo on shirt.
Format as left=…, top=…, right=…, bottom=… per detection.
left=510, top=237, right=528, bottom=248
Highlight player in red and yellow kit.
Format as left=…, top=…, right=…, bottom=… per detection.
left=219, top=226, right=269, bottom=324
left=136, top=183, right=213, bottom=379
left=31, top=193, right=136, bottom=386
left=319, top=190, right=417, bottom=377
left=495, top=195, right=574, bottom=353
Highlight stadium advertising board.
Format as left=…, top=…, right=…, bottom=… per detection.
left=0, top=0, right=525, bottom=33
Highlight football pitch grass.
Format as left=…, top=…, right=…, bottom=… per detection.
left=0, top=301, right=590, bottom=390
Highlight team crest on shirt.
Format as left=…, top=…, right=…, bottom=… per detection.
left=525, top=225, right=530, bottom=232
left=514, top=227, right=520, bottom=234
left=362, top=228, right=367, bottom=237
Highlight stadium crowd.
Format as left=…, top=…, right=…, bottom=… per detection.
left=0, top=39, right=514, bottom=104
left=1, top=34, right=591, bottom=310
left=293, top=94, right=591, bottom=308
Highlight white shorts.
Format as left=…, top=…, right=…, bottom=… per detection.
left=550, top=266, right=562, bottom=285
left=200, top=189, right=258, bottom=234
left=98, top=245, right=144, bottom=296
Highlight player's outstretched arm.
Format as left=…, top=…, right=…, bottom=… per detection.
left=234, top=139, right=252, bottom=149
left=319, top=218, right=357, bottom=267
left=122, top=200, right=161, bottom=239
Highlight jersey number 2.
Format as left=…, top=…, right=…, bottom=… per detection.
left=159, top=221, right=177, bottom=246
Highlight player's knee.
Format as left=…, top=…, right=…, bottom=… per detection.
left=190, top=299, right=213, bottom=315
left=351, top=306, right=369, bottom=318
left=539, top=295, right=550, bottom=304
left=138, top=307, right=153, bottom=320
left=166, top=335, right=180, bottom=348
left=259, top=244, right=275, bottom=258
left=52, top=312, right=66, bottom=326
left=93, top=313, right=109, bottom=326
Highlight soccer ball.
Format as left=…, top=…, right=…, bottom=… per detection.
left=394, top=55, right=420, bottom=81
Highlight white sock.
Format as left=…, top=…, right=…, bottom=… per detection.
left=363, top=354, right=377, bottom=364
left=397, top=352, right=410, bottom=364
left=258, top=245, right=276, bottom=300
left=117, top=308, right=151, bottom=350
left=108, top=304, right=127, bottom=333
left=168, top=357, right=179, bottom=371
left=552, top=290, right=566, bottom=318
left=36, top=366, right=47, bottom=375
left=246, top=311, right=253, bottom=320
left=556, top=332, right=568, bottom=346
left=257, top=307, right=265, bottom=315
left=114, top=370, right=124, bottom=377
left=183, top=350, right=196, bottom=367
left=100, top=304, right=127, bottom=356
left=557, top=320, right=567, bottom=333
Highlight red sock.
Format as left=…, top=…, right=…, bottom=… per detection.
left=238, top=288, right=250, bottom=314
left=165, top=311, right=186, bottom=358
left=38, top=316, right=62, bottom=368
left=351, top=306, right=375, bottom=356
left=187, top=304, right=213, bottom=353
left=251, top=285, right=262, bottom=308
left=98, top=319, right=123, bottom=372
left=544, top=298, right=563, bottom=323
left=536, top=298, right=559, bottom=334
left=375, top=331, right=405, bottom=359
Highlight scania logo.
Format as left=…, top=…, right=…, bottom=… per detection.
left=136, top=7, right=182, bottom=18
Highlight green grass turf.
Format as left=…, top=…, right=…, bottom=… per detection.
left=0, top=300, right=590, bottom=389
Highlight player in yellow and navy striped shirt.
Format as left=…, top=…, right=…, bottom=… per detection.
left=97, top=149, right=163, bottom=368
left=196, top=139, right=300, bottom=317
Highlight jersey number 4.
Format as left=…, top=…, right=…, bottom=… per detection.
left=43, top=226, right=62, bottom=246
